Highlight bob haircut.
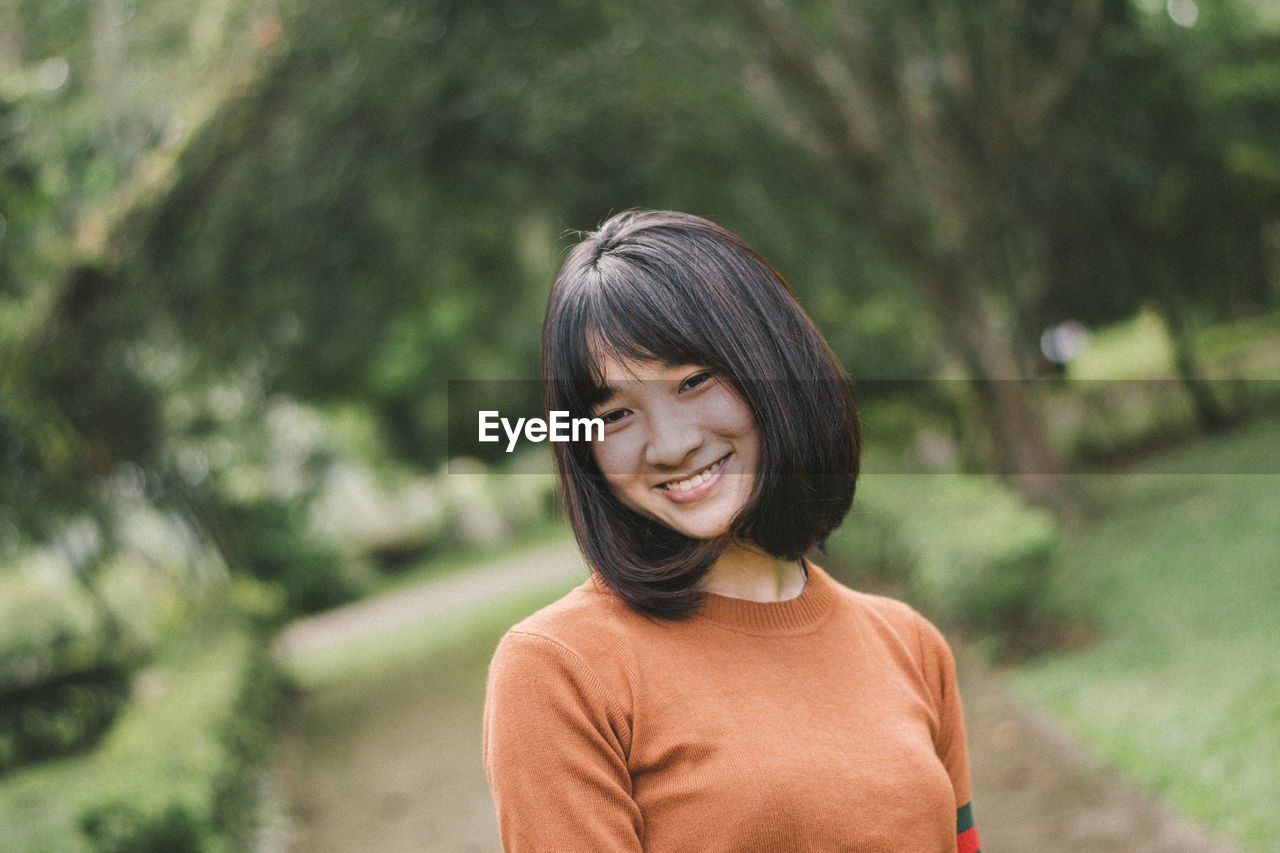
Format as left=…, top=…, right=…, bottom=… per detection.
left=542, top=210, right=860, bottom=618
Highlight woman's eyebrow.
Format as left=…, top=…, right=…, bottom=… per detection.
left=587, top=384, right=618, bottom=408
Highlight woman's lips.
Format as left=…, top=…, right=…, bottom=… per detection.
left=656, top=454, right=731, bottom=503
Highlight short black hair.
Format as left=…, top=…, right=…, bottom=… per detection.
left=542, top=210, right=860, bottom=618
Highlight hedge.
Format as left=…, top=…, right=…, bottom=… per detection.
left=828, top=473, right=1061, bottom=645
left=0, top=620, right=281, bottom=853
left=0, top=569, right=134, bottom=773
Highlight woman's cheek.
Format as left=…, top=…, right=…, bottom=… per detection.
left=592, top=434, right=635, bottom=481
left=704, top=387, right=755, bottom=434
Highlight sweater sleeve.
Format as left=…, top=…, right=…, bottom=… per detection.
left=916, top=614, right=982, bottom=853
left=483, top=629, right=643, bottom=852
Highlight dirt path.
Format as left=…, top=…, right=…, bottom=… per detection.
left=264, top=548, right=1242, bottom=853
left=960, top=652, right=1239, bottom=853
left=273, top=540, right=587, bottom=661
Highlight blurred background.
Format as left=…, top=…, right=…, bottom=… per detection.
left=1, top=0, right=1278, bottom=850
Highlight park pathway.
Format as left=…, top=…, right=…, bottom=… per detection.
left=265, top=542, right=1241, bottom=853
left=273, top=540, right=588, bottom=662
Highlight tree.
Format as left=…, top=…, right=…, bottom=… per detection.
left=118, top=0, right=932, bottom=468
left=719, top=0, right=1127, bottom=513
left=723, top=0, right=1280, bottom=505
left=1024, top=5, right=1280, bottom=427
left=0, top=0, right=315, bottom=607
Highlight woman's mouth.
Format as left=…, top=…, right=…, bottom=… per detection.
left=657, top=454, right=730, bottom=500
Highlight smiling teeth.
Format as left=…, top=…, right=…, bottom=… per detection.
left=661, top=457, right=727, bottom=492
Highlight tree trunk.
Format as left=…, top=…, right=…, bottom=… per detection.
left=916, top=257, right=1075, bottom=516
left=734, top=0, right=1079, bottom=516
left=1155, top=297, right=1227, bottom=431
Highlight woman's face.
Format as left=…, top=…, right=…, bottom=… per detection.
left=589, top=355, right=760, bottom=541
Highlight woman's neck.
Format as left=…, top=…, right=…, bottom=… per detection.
left=701, top=541, right=806, bottom=603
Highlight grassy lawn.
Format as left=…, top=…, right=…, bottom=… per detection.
left=1011, top=416, right=1280, bottom=851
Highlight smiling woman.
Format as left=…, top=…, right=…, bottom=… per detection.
left=483, top=210, right=982, bottom=853
left=540, top=210, right=861, bottom=616
left=587, top=359, right=760, bottom=543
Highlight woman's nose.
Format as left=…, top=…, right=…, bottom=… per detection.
left=643, top=410, right=703, bottom=468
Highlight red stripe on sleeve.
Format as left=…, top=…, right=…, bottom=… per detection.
left=957, top=824, right=981, bottom=853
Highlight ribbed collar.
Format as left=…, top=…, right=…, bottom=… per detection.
left=694, top=559, right=837, bottom=636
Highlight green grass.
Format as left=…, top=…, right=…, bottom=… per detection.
left=1067, top=309, right=1177, bottom=380
left=1011, top=416, right=1280, bottom=851
left=0, top=620, right=273, bottom=853
left=1197, top=309, right=1280, bottom=377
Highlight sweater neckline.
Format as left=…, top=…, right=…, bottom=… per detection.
left=695, top=558, right=836, bottom=635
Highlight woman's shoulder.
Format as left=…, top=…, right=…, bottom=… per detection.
left=822, top=569, right=919, bottom=622
left=496, top=574, right=646, bottom=665
left=820, top=569, right=950, bottom=651
left=488, top=575, right=648, bottom=716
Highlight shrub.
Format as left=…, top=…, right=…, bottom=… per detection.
left=212, top=495, right=359, bottom=618
left=0, top=620, right=282, bottom=853
left=80, top=803, right=204, bottom=853
left=73, top=625, right=282, bottom=853
left=0, top=568, right=111, bottom=693
left=0, top=569, right=134, bottom=773
left=829, top=474, right=1061, bottom=647
left=0, top=669, right=129, bottom=772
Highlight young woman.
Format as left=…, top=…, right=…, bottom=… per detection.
left=484, top=210, right=981, bottom=852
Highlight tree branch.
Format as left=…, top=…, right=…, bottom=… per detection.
left=734, top=0, right=889, bottom=179
left=1016, top=0, right=1104, bottom=132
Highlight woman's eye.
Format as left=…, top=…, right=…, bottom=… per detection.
left=680, top=371, right=714, bottom=393
left=597, top=408, right=629, bottom=425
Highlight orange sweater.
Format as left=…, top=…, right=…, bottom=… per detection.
left=484, top=562, right=980, bottom=852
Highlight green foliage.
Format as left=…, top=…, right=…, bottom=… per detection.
left=1196, top=308, right=1280, bottom=375
left=75, top=625, right=281, bottom=853
left=0, top=567, right=134, bottom=772
left=81, top=803, right=204, bottom=853
left=0, top=621, right=282, bottom=853
left=3, top=265, right=166, bottom=546
left=1024, top=2, right=1280, bottom=334
left=1038, top=310, right=1280, bottom=464
left=11, top=0, right=1274, bottom=613
left=829, top=474, right=1061, bottom=649
left=0, top=670, right=129, bottom=774
left=113, top=0, right=933, bottom=472
left=1012, top=417, right=1280, bottom=851
left=0, top=86, right=51, bottom=312
left=1, top=11, right=1278, bottom=834
left=4, top=0, right=268, bottom=213
left=0, top=568, right=107, bottom=690
left=0, top=0, right=322, bottom=625
left=206, top=494, right=356, bottom=618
